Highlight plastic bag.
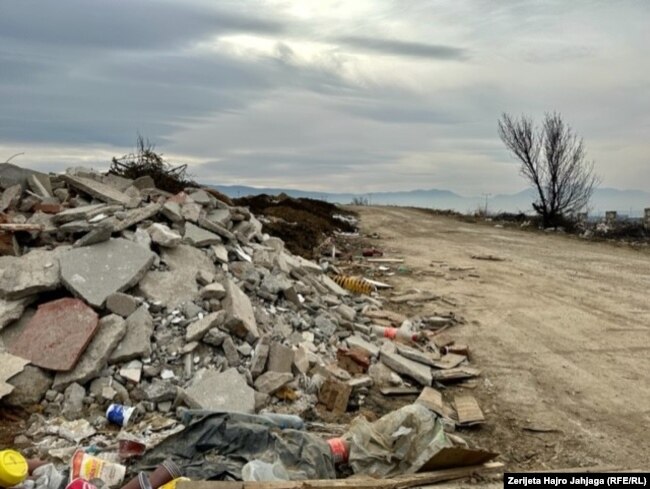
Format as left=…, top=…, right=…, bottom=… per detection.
left=344, top=404, right=451, bottom=477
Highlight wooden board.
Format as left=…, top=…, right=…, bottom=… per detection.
left=177, top=462, right=504, bottom=489
left=454, top=394, right=485, bottom=426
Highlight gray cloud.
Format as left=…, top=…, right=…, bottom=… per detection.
left=0, top=1, right=285, bottom=50
left=335, top=36, right=467, bottom=60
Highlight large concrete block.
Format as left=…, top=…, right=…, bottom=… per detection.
left=59, top=238, right=155, bottom=308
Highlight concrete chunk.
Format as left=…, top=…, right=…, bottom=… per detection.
left=52, top=204, right=109, bottom=224
left=106, top=292, right=139, bottom=317
left=268, top=342, right=294, bottom=373
left=186, top=311, right=225, bottom=342
left=223, top=279, right=259, bottom=342
left=0, top=249, right=60, bottom=300
left=346, top=335, right=380, bottom=358
left=184, top=368, right=255, bottom=413
left=395, top=344, right=441, bottom=366
left=59, top=238, right=155, bottom=308
left=109, top=306, right=154, bottom=363
left=107, top=203, right=162, bottom=232
left=250, top=342, right=270, bottom=378
left=380, top=350, right=432, bottom=386
left=184, top=222, right=221, bottom=247
left=199, top=282, right=226, bottom=300
left=139, top=245, right=216, bottom=309
left=222, top=336, right=240, bottom=366
left=5, top=366, right=52, bottom=406
left=210, top=243, right=229, bottom=264
left=0, top=297, right=31, bottom=331
left=0, top=352, right=29, bottom=400
left=198, top=216, right=235, bottom=241
left=148, top=223, right=181, bottom=248
left=254, top=371, right=293, bottom=394
left=63, top=175, right=132, bottom=205
left=53, top=314, right=127, bottom=389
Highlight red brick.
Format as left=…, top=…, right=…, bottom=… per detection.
left=9, top=298, right=99, bottom=371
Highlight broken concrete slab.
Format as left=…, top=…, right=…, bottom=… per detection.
left=380, top=350, right=433, bottom=386
left=107, top=203, right=162, bottom=232
left=396, top=344, right=441, bottom=366
left=253, top=371, right=293, bottom=394
left=59, top=238, right=155, bottom=308
left=52, top=204, right=111, bottom=224
left=0, top=297, right=32, bottom=331
left=73, top=224, right=113, bottom=248
left=9, top=298, right=98, bottom=371
left=184, top=368, right=255, bottom=413
left=139, top=245, right=216, bottom=309
left=345, top=335, right=380, bottom=358
left=223, top=279, right=259, bottom=342
left=222, top=336, right=240, bottom=366
left=250, top=340, right=270, bottom=378
left=0, top=351, right=30, bottom=399
left=0, top=184, right=22, bottom=212
left=161, top=201, right=183, bottom=223
left=0, top=249, right=61, bottom=300
left=4, top=365, right=52, bottom=406
left=62, top=175, right=132, bottom=205
left=267, top=342, right=294, bottom=373
left=106, top=292, right=139, bottom=317
left=109, top=306, right=154, bottom=363
left=184, top=222, right=221, bottom=247
left=119, top=360, right=143, bottom=383
left=210, top=243, right=229, bottom=264
left=53, top=314, right=127, bottom=389
left=148, top=223, right=181, bottom=248
left=206, top=209, right=231, bottom=226
left=27, top=174, right=53, bottom=198
left=197, top=216, right=235, bottom=241
left=186, top=311, right=225, bottom=342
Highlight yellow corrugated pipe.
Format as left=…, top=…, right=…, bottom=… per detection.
left=331, top=275, right=375, bottom=295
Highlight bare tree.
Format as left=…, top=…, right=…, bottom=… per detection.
left=498, top=112, right=598, bottom=227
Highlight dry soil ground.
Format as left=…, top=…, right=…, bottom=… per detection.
left=355, top=206, right=650, bottom=471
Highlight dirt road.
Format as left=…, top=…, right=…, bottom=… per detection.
left=355, top=206, right=650, bottom=470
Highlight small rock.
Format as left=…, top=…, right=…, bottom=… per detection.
left=106, top=292, right=139, bottom=318
left=62, top=383, right=86, bottom=420
left=148, top=223, right=182, bottom=248
left=199, top=283, right=226, bottom=300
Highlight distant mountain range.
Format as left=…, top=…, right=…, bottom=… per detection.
left=214, top=185, right=650, bottom=218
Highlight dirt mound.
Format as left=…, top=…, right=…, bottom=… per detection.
left=234, top=194, right=357, bottom=258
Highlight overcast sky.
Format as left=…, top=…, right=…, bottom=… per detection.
left=1, top=1, right=648, bottom=195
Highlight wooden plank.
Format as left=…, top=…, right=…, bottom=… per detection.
left=454, top=394, right=485, bottom=426
left=366, top=258, right=404, bottom=264
left=178, top=463, right=505, bottom=489
left=418, top=447, right=498, bottom=472
left=380, top=386, right=420, bottom=396
left=415, top=387, right=454, bottom=419
left=431, top=353, right=466, bottom=370
left=0, top=223, right=43, bottom=232
left=431, top=366, right=481, bottom=382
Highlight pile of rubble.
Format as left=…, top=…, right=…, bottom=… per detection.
left=0, top=162, right=490, bottom=484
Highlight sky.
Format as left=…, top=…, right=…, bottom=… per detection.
left=0, top=0, right=648, bottom=196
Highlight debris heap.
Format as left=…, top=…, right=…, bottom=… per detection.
left=0, top=162, right=490, bottom=482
